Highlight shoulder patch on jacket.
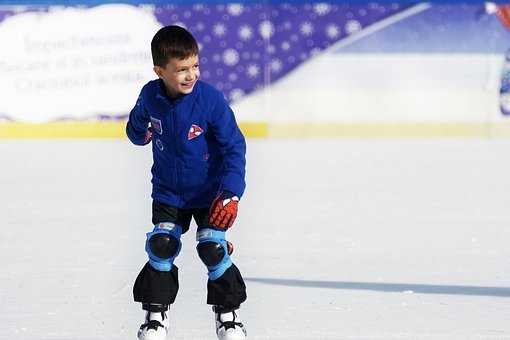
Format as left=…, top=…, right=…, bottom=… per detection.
left=150, top=116, right=163, bottom=135
left=188, top=124, right=204, bottom=140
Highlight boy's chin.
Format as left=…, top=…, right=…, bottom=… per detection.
left=180, top=88, right=194, bottom=94
left=178, top=85, right=196, bottom=94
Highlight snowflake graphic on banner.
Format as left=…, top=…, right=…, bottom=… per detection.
left=156, top=3, right=413, bottom=102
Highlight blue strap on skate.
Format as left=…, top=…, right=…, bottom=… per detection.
left=196, top=228, right=232, bottom=280
left=145, top=223, right=182, bottom=272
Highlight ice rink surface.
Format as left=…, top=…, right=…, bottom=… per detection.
left=1, top=138, right=510, bottom=340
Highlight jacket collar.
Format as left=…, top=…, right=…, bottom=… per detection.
left=155, top=79, right=198, bottom=105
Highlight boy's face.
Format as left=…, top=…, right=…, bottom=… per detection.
left=154, top=54, right=200, bottom=98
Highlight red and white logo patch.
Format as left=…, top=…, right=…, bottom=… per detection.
left=188, top=124, right=204, bottom=140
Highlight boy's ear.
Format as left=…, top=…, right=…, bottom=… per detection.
left=153, top=66, right=163, bottom=78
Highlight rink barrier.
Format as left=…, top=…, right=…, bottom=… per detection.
left=268, top=122, right=510, bottom=138
left=0, top=121, right=269, bottom=139
left=0, top=0, right=505, bottom=5
left=1, top=121, right=510, bottom=138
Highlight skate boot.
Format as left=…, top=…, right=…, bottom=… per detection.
left=213, top=305, right=247, bottom=340
left=137, top=304, right=169, bottom=340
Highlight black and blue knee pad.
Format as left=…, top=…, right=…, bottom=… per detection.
left=196, top=228, right=232, bottom=280
left=145, top=223, right=182, bottom=272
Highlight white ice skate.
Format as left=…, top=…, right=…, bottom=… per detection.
left=137, top=310, right=169, bottom=340
left=213, top=306, right=247, bottom=340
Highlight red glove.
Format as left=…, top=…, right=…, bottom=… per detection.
left=143, top=127, right=152, bottom=145
left=496, top=5, right=510, bottom=30
left=209, top=193, right=239, bottom=229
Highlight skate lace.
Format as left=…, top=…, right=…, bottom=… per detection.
left=140, top=320, right=164, bottom=331
left=219, top=320, right=244, bottom=331
left=217, top=311, right=244, bottom=331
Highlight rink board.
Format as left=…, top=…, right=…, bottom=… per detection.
left=2, top=121, right=510, bottom=138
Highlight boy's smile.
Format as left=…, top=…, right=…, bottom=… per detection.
left=154, top=54, right=200, bottom=98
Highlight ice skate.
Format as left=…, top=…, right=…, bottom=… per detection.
left=137, top=310, right=169, bottom=340
left=213, top=306, right=247, bottom=340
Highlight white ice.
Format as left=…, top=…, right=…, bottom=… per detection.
left=1, top=139, right=509, bottom=340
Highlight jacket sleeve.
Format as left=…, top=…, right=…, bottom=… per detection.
left=210, top=94, right=247, bottom=198
left=126, top=90, right=150, bottom=145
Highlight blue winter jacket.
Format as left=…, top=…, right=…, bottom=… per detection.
left=126, top=79, right=246, bottom=209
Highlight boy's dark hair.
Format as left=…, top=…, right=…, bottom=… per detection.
left=151, top=25, right=199, bottom=67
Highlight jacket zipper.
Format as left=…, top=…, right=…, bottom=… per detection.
left=172, top=105, right=180, bottom=201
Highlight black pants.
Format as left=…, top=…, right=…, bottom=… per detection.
left=133, top=200, right=247, bottom=311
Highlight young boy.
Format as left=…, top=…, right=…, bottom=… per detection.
left=126, top=25, right=247, bottom=340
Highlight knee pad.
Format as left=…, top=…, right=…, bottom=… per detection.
left=146, top=223, right=182, bottom=272
left=196, top=228, right=232, bottom=280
